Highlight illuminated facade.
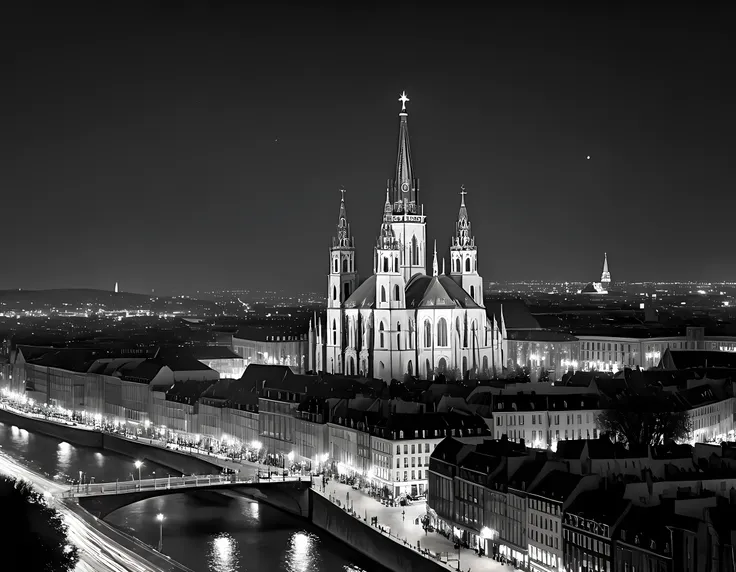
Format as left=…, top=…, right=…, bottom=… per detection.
left=312, top=93, right=504, bottom=381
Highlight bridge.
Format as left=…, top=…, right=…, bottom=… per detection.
left=65, top=474, right=313, bottom=519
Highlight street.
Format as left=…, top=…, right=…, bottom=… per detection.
left=0, top=453, right=190, bottom=572
left=321, top=480, right=512, bottom=572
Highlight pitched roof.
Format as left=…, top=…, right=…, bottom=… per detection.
left=664, top=350, right=736, bottom=371
left=485, top=299, right=540, bottom=330
left=155, top=352, right=216, bottom=372
left=405, top=275, right=480, bottom=309
left=180, top=346, right=241, bottom=360
left=509, top=457, right=548, bottom=491
left=344, top=275, right=378, bottom=309
left=529, top=470, right=583, bottom=502
left=566, top=489, right=630, bottom=526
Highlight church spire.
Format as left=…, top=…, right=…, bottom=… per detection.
left=388, top=91, right=419, bottom=212
left=601, top=252, right=611, bottom=285
left=332, top=188, right=353, bottom=248
left=432, top=240, right=438, bottom=277
left=452, top=186, right=474, bottom=249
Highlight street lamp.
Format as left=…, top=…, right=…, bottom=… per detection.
left=156, top=513, right=165, bottom=551
left=134, top=460, right=143, bottom=484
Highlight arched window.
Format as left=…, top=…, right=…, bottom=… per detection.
left=383, top=258, right=389, bottom=272
left=438, top=357, right=447, bottom=373
left=407, top=361, right=413, bottom=376
left=342, top=258, right=348, bottom=272
left=424, top=320, right=432, bottom=348
left=381, top=286, right=387, bottom=303
left=411, top=236, right=419, bottom=266
left=394, top=258, right=398, bottom=273
left=332, top=320, right=337, bottom=345
left=397, top=322, right=401, bottom=350
left=470, top=285, right=475, bottom=300
left=465, top=258, right=471, bottom=272
left=394, top=284, right=400, bottom=302
left=482, top=355, right=489, bottom=374
left=344, top=283, right=350, bottom=300
left=379, top=322, right=385, bottom=348
left=333, top=286, right=337, bottom=301
left=334, top=259, right=339, bottom=273
left=437, top=317, right=448, bottom=346
left=456, top=259, right=461, bottom=273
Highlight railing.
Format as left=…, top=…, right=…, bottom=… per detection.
left=65, top=474, right=310, bottom=498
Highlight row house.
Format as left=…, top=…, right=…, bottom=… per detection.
left=527, top=470, right=599, bottom=572
left=255, top=365, right=318, bottom=462
left=562, top=489, right=631, bottom=572
left=491, top=392, right=602, bottom=450
left=372, top=411, right=490, bottom=499
left=452, top=440, right=532, bottom=554
left=676, top=382, right=736, bottom=444
left=197, top=377, right=259, bottom=449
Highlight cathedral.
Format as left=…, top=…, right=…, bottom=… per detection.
left=310, top=93, right=505, bottom=382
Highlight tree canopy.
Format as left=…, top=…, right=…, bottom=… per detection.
left=596, top=393, right=691, bottom=448
left=0, top=476, right=79, bottom=572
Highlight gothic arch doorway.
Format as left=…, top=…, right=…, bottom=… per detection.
left=348, top=357, right=355, bottom=375
left=407, top=360, right=413, bottom=377
left=482, top=355, right=489, bottom=375
left=438, top=357, right=447, bottom=373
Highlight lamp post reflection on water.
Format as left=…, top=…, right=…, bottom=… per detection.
left=156, top=513, right=164, bottom=552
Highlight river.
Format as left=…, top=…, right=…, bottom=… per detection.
left=0, top=420, right=385, bottom=572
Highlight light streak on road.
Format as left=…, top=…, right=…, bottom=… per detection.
left=0, top=453, right=173, bottom=572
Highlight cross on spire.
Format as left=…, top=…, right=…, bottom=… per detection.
left=340, top=188, right=346, bottom=201
left=460, top=185, right=467, bottom=206
left=398, top=91, right=410, bottom=112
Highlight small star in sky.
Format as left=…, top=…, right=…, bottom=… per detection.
left=587, top=155, right=591, bottom=160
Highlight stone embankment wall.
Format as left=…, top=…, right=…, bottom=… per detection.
left=0, top=407, right=220, bottom=475
left=309, top=490, right=447, bottom=572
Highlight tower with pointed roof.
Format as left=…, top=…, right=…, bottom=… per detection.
left=449, top=188, right=484, bottom=306
left=325, top=191, right=358, bottom=374
left=313, top=92, right=505, bottom=383
left=600, top=252, right=611, bottom=287
left=387, top=92, right=427, bottom=283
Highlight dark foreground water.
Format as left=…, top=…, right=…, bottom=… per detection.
left=0, top=421, right=383, bottom=572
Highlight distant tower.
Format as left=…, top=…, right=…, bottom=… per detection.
left=600, top=253, right=611, bottom=287
left=449, top=188, right=484, bottom=305
left=326, top=189, right=358, bottom=374
left=115, top=282, right=119, bottom=293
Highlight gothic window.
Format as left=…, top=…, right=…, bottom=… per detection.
left=407, top=360, right=413, bottom=376
left=483, top=355, right=489, bottom=374
left=411, top=236, right=419, bottom=266
left=470, top=285, right=475, bottom=300
left=463, top=356, right=468, bottom=374
left=397, top=322, right=401, bottom=350
left=342, top=258, right=348, bottom=272
left=332, top=320, right=337, bottom=345
left=381, top=286, right=387, bottom=303
left=379, top=322, right=385, bottom=348
left=344, top=283, right=350, bottom=300
left=465, top=258, right=471, bottom=272
left=333, top=286, right=337, bottom=301
left=394, top=284, right=400, bottom=302
left=438, top=357, right=447, bottom=373
left=383, top=257, right=389, bottom=272
left=394, top=258, right=398, bottom=273
left=424, top=320, right=432, bottom=348
left=334, top=258, right=339, bottom=273
left=437, top=318, right=448, bottom=346
left=463, top=315, right=468, bottom=348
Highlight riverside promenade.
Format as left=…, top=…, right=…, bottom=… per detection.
left=320, top=480, right=510, bottom=572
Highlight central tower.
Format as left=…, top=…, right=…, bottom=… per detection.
left=387, top=91, right=427, bottom=282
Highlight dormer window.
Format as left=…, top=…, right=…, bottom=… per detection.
left=399, top=430, right=404, bottom=438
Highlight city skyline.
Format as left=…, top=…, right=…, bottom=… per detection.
left=5, top=3, right=734, bottom=294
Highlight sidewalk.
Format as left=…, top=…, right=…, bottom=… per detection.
left=320, top=480, right=510, bottom=572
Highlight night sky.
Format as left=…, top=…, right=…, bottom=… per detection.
left=4, top=2, right=734, bottom=295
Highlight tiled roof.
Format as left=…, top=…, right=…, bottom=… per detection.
left=182, top=346, right=241, bottom=360
left=664, top=350, right=736, bottom=370
left=155, top=352, right=215, bottom=372
left=509, top=457, right=548, bottom=491
left=404, top=275, right=480, bottom=309
left=166, top=379, right=214, bottom=403
left=344, top=275, right=378, bottom=309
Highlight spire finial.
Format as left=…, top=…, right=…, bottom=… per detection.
left=340, top=187, right=346, bottom=201
left=460, top=185, right=467, bottom=206
left=432, top=240, right=438, bottom=277
left=398, top=91, right=410, bottom=112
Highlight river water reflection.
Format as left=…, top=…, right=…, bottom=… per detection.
left=0, top=421, right=384, bottom=572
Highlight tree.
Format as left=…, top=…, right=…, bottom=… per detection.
left=0, top=476, right=79, bottom=572
left=596, top=393, right=691, bottom=448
